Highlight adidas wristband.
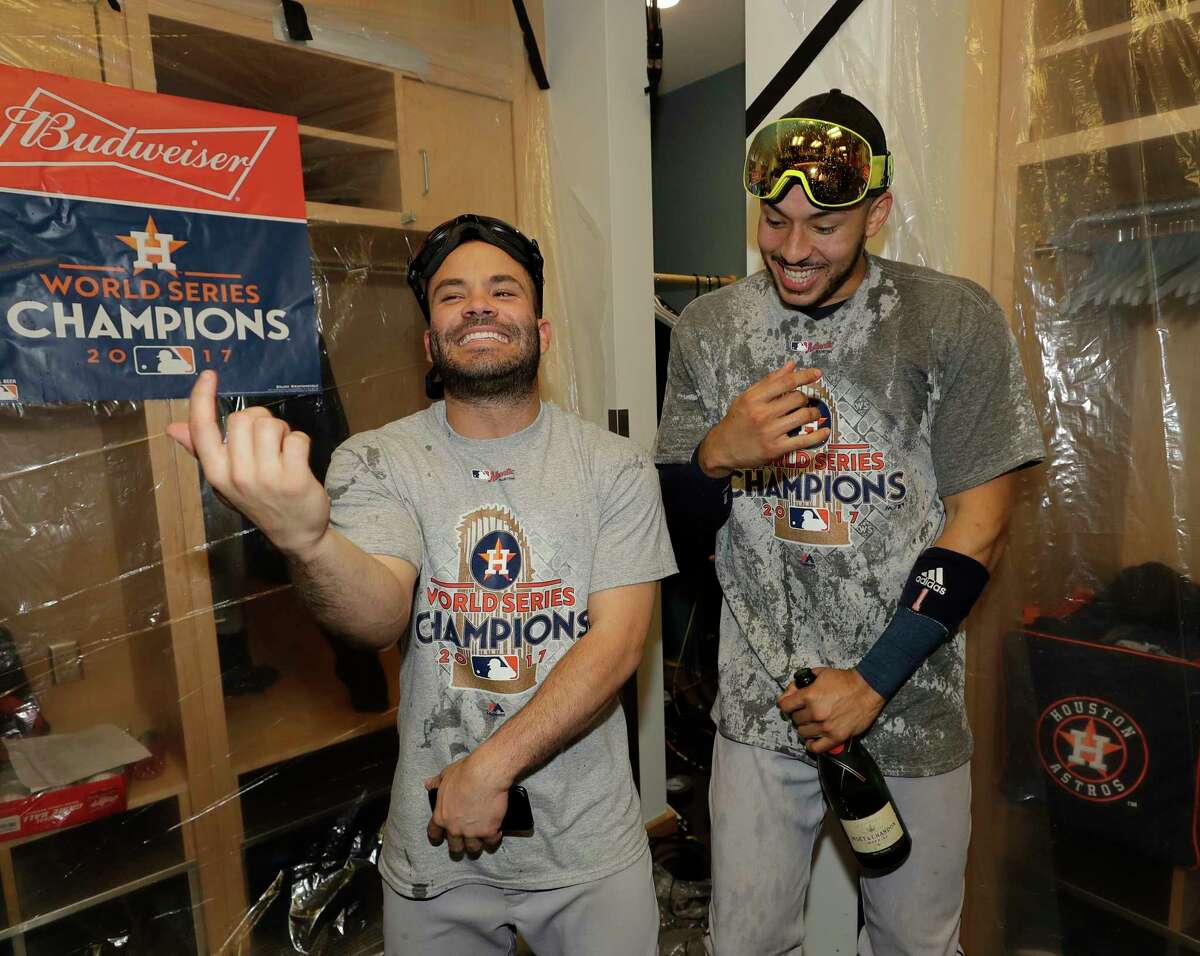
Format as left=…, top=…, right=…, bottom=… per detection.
left=900, top=546, right=990, bottom=633
left=856, top=547, right=990, bottom=700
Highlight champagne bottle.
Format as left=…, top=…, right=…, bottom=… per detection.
left=794, top=667, right=911, bottom=870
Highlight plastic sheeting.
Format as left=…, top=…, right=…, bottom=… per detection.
left=745, top=1, right=1199, bottom=954
left=996, top=5, right=1200, bottom=953
left=0, top=1, right=576, bottom=953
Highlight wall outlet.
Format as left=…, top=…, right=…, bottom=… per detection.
left=47, top=641, right=83, bottom=684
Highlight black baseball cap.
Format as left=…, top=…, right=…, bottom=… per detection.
left=406, top=214, right=545, bottom=321
left=784, top=88, right=887, bottom=157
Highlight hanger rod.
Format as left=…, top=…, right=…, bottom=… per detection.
left=1035, top=198, right=1200, bottom=256
left=1069, top=197, right=1200, bottom=234
left=654, top=271, right=738, bottom=288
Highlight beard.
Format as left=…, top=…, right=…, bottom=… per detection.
left=809, top=232, right=868, bottom=308
left=428, top=316, right=541, bottom=403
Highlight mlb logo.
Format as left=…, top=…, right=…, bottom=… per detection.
left=134, top=345, right=196, bottom=376
left=472, top=655, right=520, bottom=682
left=789, top=507, right=829, bottom=532
left=0, top=380, right=18, bottom=402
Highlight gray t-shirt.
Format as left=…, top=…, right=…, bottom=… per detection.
left=326, top=401, right=677, bottom=898
left=654, top=255, right=1044, bottom=776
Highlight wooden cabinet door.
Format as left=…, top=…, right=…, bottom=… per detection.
left=398, top=78, right=517, bottom=229
left=0, top=1, right=105, bottom=79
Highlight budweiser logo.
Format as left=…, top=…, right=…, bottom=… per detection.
left=0, top=87, right=275, bottom=201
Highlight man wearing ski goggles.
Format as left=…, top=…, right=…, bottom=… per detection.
left=655, top=89, right=1044, bottom=956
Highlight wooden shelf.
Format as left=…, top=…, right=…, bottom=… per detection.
left=299, top=136, right=402, bottom=210
left=1035, top=0, right=1200, bottom=59
left=149, top=15, right=397, bottom=140
left=308, top=222, right=425, bottom=272
left=299, top=125, right=396, bottom=153
left=226, top=682, right=396, bottom=777
left=306, top=202, right=414, bottom=230
left=11, top=868, right=198, bottom=953
left=1017, top=103, right=1200, bottom=165
left=238, top=730, right=397, bottom=848
left=0, top=749, right=188, bottom=854
left=224, top=593, right=399, bottom=776
left=1023, top=6, right=1200, bottom=146
left=8, top=799, right=186, bottom=927
left=147, top=0, right=275, bottom=42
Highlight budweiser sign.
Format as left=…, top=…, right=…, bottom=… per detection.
left=0, top=63, right=317, bottom=403
left=0, top=87, right=275, bottom=201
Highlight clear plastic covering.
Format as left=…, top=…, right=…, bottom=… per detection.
left=0, top=1, right=575, bottom=953
left=744, top=1, right=1200, bottom=953
left=992, top=4, right=1200, bottom=953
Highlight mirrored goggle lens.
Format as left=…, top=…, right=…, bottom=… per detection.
left=745, top=120, right=874, bottom=205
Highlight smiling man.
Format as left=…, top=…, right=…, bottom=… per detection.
left=168, top=214, right=676, bottom=955
left=654, top=91, right=1044, bottom=955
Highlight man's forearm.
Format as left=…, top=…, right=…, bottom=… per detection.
left=856, top=479, right=1014, bottom=699
left=472, top=596, right=653, bottom=785
left=658, top=447, right=731, bottom=574
left=287, top=529, right=412, bottom=650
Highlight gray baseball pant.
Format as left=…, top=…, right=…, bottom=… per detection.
left=382, top=847, right=659, bottom=955
left=705, top=731, right=971, bottom=956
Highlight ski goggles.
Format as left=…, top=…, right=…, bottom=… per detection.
left=744, top=117, right=893, bottom=208
left=407, top=214, right=544, bottom=320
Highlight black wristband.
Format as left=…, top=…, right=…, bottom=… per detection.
left=689, top=443, right=731, bottom=488
left=899, top=546, right=990, bottom=634
left=856, top=547, right=991, bottom=699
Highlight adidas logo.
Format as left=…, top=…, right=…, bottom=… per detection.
left=915, top=567, right=947, bottom=595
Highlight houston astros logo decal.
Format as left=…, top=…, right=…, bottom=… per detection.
left=1037, top=695, right=1148, bottom=803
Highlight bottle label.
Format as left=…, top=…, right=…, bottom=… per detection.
left=840, top=803, right=903, bottom=854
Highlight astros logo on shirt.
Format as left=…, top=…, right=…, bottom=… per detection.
left=453, top=508, right=537, bottom=692
left=414, top=506, right=589, bottom=695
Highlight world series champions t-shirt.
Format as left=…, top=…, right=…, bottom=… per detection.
left=654, top=255, right=1045, bottom=777
left=326, top=401, right=677, bottom=898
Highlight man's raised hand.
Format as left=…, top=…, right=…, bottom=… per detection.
left=697, top=362, right=831, bottom=478
left=166, top=371, right=331, bottom=560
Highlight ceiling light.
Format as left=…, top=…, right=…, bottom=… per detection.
left=648, top=0, right=681, bottom=8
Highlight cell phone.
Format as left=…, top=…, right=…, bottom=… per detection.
left=427, top=784, right=534, bottom=833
